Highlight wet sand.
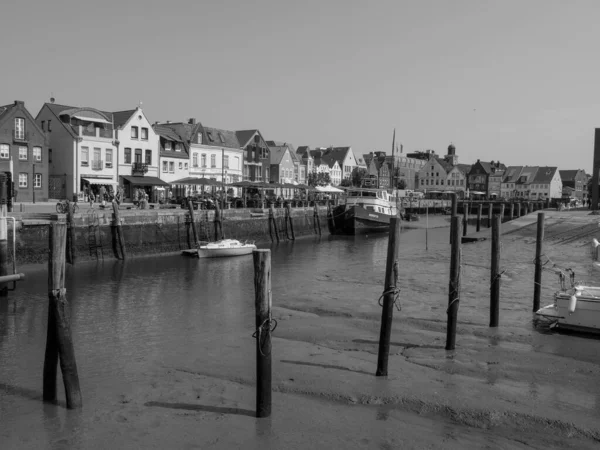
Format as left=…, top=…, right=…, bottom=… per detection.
left=2, top=209, right=600, bottom=449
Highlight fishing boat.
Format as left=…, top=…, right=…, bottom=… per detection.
left=536, top=285, right=600, bottom=332
left=331, top=188, right=399, bottom=235
left=182, top=239, right=256, bottom=258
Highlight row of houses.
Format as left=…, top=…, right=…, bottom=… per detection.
left=0, top=98, right=588, bottom=203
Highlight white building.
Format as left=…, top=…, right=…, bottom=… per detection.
left=36, top=102, right=118, bottom=201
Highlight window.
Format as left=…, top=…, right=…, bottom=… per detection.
left=141, top=128, right=148, bottom=140
left=201, top=154, right=206, bottom=167
left=49, top=149, right=52, bottom=163
left=210, top=155, right=216, bottom=167
left=206, top=131, right=214, bottom=142
left=169, top=161, right=175, bottom=173
left=193, top=153, right=198, bottom=167
left=174, top=143, right=181, bottom=151
left=131, top=126, right=139, bottom=139
left=0, top=144, right=8, bottom=159
left=184, top=162, right=188, bottom=170
left=105, top=149, right=113, bottom=168
left=33, top=146, right=42, bottom=161
left=19, top=173, right=27, bottom=188
left=178, top=162, right=183, bottom=170
left=34, top=173, right=42, bottom=188
left=48, top=120, right=51, bottom=131
left=14, top=118, right=25, bottom=140
left=164, top=141, right=171, bottom=151
left=145, top=149, right=152, bottom=165
left=93, top=147, right=101, bottom=162
left=41, top=121, right=45, bottom=131
left=224, top=155, right=229, bottom=169
left=124, top=148, right=131, bottom=164
left=162, top=161, right=168, bottom=172
left=134, top=149, right=142, bottom=163
left=218, top=132, right=225, bottom=143
left=18, top=146, right=27, bottom=160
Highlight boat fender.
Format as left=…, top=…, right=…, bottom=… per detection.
left=568, top=295, right=577, bottom=314
left=593, top=238, right=600, bottom=248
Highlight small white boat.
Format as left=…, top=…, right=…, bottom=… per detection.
left=182, top=239, right=257, bottom=258
left=536, top=285, right=600, bottom=332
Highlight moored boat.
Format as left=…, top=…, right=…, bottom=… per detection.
left=182, top=239, right=257, bottom=258
left=536, top=285, right=600, bottom=332
left=331, top=188, right=399, bottom=235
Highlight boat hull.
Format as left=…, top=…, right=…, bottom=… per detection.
left=332, top=205, right=395, bottom=235
left=197, top=246, right=256, bottom=258
left=536, top=286, right=600, bottom=332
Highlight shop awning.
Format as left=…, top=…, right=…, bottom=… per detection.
left=82, top=178, right=117, bottom=185
left=121, top=175, right=170, bottom=186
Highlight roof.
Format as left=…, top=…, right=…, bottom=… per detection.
left=236, top=130, right=260, bottom=148
left=39, top=102, right=115, bottom=139
left=202, top=126, right=241, bottom=149
left=502, top=166, right=523, bottom=183
left=112, top=109, right=137, bottom=128
left=269, top=146, right=289, bottom=165
left=0, top=101, right=47, bottom=140
left=433, top=156, right=454, bottom=174
left=514, top=166, right=539, bottom=184
left=472, top=160, right=508, bottom=174
left=559, top=170, right=581, bottom=182
left=152, top=124, right=184, bottom=142
left=456, top=163, right=471, bottom=175
left=532, top=166, right=558, bottom=184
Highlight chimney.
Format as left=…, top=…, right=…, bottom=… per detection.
left=188, top=118, right=196, bottom=125
left=14, top=100, right=24, bottom=106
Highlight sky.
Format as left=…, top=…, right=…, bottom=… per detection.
left=3, top=0, right=600, bottom=172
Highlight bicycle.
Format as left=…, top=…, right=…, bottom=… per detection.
left=56, top=200, right=79, bottom=214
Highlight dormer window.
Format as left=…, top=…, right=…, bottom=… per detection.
left=197, top=134, right=202, bottom=144
left=207, top=132, right=214, bottom=142
left=164, top=141, right=171, bottom=150
left=218, top=132, right=225, bottom=143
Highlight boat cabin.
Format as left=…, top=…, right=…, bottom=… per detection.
left=343, top=188, right=396, bottom=215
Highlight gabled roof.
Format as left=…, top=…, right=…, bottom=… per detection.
left=433, top=156, right=454, bottom=174
left=152, top=124, right=185, bottom=142
left=532, top=166, right=558, bottom=184
left=559, top=170, right=581, bottom=182
left=502, top=166, right=523, bottom=183
left=235, top=129, right=261, bottom=148
left=202, top=126, right=241, bottom=149
left=456, top=163, right=471, bottom=175
left=112, top=109, right=137, bottom=128
left=472, top=160, right=508, bottom=174
left=37, top=102, right=115, bottom=139
left=515, top=166, right=539, bottom=184
left=269, top=146, right=290, bottom=165
left=0, top=101, right=46, bottom=140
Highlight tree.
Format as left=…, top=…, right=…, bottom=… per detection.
left=396, top=179, right=406, bottom=190
left=307, top=171, right=332, bottom=187
left=340, top=178, right=352, bottom=187
left=350, top=167, right=367, bottom=187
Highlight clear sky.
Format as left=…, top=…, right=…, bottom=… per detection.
left=3, top=0, right=599, bottom=172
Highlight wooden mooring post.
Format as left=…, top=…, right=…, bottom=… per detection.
left=66, top=200, right=75, bottom=264
left=376, top=217, right=401, bottom=377
left=0, top=205, right=7, bottom=298
left=43, top=223, right=82, bottom=409
left=446, top=216, right=462, bottom=350
left=313, top=203, right=322, bottom=235
left=214, top=202, right=224, bottom=241
left=476, top=204, right=482, bottom=232
left=509, top=203, right=514, bottom=220
left=286, top=203, right=295, bottom=240
left=112, top=201, right=126, bottom=259
left=450, top=193, right=458, bottom=244
left=499, top=203, right=505, bottom=223
left=523, top=202, right=529, bottom=215
left=487, top=203, right=493, bottom=228
left=253, top=249, right=272, bottom=418
left=533, top=212, right=545, bottom=312
left=490, top=215, right=501, bottom=327
left=269, top=204, right=279, bottom=243
left=186, top=198, right=199, bottom=247
left=462, top=202, right=468, bottom=237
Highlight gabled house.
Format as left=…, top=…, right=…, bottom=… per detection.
left=418, top=155, right=451, bottom=191
left=501, top=166, right=523, bottom=199
left=36, top=101, right=118, bottom=201
left=531, top=166, right=561, bottom=200
left=308, top=149, right=332, bottom=175
left=296, top=146, right=314, bottom=180
left=467, top=160, right=507, bottom=196
left=152, top=123, right=189, bottom=198
left=514, top=166, right=539, bottom=199
left=197, top=126, right=243, bottom=191
left=236, top=130, right=270, bottom=183
left=113, top=107, right=166, bottom=202
left=266, top=141, right=298, bottom=184
left=0, top=100, right=49, bottom=202
left=374, top=159, right=390, bottom=189
left=559, top=169, right=588, bottom=201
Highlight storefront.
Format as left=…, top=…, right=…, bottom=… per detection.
left=80, top=177, right=119, bottom=202
left=120, top=175, right=170, bottom=203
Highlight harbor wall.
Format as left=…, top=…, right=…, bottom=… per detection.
left=9, top=207, right=329, bottom=265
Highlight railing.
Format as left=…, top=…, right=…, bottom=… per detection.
left=74, top=125, right=114, bottom=139
left=132, top=162, right=148, bottom=175
left=91, top=160, right=103, bottom=170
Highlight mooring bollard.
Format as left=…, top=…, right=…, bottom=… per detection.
left=43, top=223, right=82, bottom=409
left=476, top=204, right=482, bottom=232
left=112, top=201, right=126, bottom=259
left=253, top=249, right=273, bottom=418
left=376, top=217, right=402, bottom=377
left=446, top=216, right=462, bottom=350
left=533, top=212, right=545, bottom=312
left=0, top=206, right=7, bottom=298
left=490, top=215, right=501, bottom=327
